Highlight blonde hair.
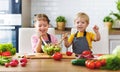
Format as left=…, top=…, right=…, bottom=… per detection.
left=74, top=12, right=89, bottom=24
left=34, top=14, right=50, bottom=24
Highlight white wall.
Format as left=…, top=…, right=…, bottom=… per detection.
left=31, top=0, right=117, bottom=29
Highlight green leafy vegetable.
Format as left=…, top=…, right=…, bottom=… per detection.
left=0, top=43, right=16, bottom=56
left=0, top=56, right=11, bottom=65
left=101, top=56, right=120, bottom=70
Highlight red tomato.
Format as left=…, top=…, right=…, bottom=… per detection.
left=100, top=59, right=106, bottom=66
left=21, top=62, right=26, bottom=67
left=82, top=50, right=92, bottom=55
left=20, top=58, right=28, bottom=63
left=52, top=52, right=62, bottom=60
left=94, top=60, right=102, bottom=69
left=9, top=61, right=18, bottom=67
left=4, top=63, right=9, bottom=67
left=87, top=61, right=95, bottom=69
left=11, top=59, right=19, bottom=64
left=0, top=52, right=2, bottom=55
left=85, top=59, right=91, bottom=67
left=66, top=51, right=73, bottom=56
left=2, top=51, right=11, bottom=56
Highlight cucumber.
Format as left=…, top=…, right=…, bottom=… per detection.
left=71, top=59, right=86, bottom=66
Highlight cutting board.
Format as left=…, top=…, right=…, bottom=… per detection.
left=25, top=53, right=76, bottom=59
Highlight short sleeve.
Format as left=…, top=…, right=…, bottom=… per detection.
left=68, top=34, right=75, bottom=44
left=31, top=35, right=39, bottom=52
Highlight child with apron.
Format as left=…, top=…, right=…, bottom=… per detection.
left=72, top=31, right=90, bottom=55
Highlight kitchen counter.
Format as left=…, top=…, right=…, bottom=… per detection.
left=0, top=53, right=120, bottom=72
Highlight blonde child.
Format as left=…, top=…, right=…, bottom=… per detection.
left=31, top=14, right=58, bottom=53
left=63, top=12, right=100, bottom=55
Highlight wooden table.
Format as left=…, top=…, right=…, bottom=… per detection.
left=0, top=53, right=120, bottom=72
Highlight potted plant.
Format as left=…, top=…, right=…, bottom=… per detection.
left=56, top=16, right=66, bottom=31
left=109, top=0, right=120, bottom=28
left=103, top=16, right=113, bottom=30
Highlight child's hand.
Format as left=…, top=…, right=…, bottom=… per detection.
left=93, top=25, right=99, bottom=33
left=62, top=33, right=68, bottom=41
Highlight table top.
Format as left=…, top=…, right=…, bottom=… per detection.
left=0, top=53, right=120, bottom=72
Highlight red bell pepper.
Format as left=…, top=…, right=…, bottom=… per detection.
left=2, top=51, right=11, bottom=56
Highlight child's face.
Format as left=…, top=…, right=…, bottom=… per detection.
left=74, top=17, right=88, bottom=32
left=35, top=20, right=49, bottom=36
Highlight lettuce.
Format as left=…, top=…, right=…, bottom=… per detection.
left=112, top=45, right=120, bottom=58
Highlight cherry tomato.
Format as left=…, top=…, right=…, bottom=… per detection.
left=66, top=51, right=73, bottom=56
left=11, top=59, right=19, bottom=64
left=87, top=61, right=95, bottom=69
left=82, top=50, right=92, bottom=55
left=4, top=63, right=9, bottom=67
left=85, top=59, right=91, bottom=67
left=52, top=52, right=62, bottom=60
left=21, top=62, right=26, bottom=67
left=94, top=60, right=102, bottom=69
left=100, top=59, right=106, bottom=66
left=9, top=61, right=18, bottom=67
left=20, top=58, right=28, bottom=63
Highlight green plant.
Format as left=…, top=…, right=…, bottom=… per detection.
left=103, top=16, right=113, bottom=23
left=109, top=0, right=120, bottom=20
left=103, top=0, right=120, bottom=23
left=56, top=16, right=66, bottom=22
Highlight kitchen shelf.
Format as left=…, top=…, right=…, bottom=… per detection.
left=55, top=27, right=71, bottom=34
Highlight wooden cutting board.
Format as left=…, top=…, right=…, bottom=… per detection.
left=26, top=53, right=76, bottom=59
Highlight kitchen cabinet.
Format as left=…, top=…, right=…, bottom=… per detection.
left=109, top=35, right=120, bottom=54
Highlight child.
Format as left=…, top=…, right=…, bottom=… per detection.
left=31, top=14, right=58, bottom=53
left=63, top=12, right=100, bottom=55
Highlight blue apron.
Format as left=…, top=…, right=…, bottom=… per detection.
left=72, top=31, right=90, bottom=55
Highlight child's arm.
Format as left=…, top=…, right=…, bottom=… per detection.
left=93, top=25, right=101, bottom=41
left=35, top=36, right=43, bottom=53
left=62, top=33, right=72, bottom=48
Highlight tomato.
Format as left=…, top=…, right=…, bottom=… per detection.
left=52, top=52, right=62, bottom=60
left=21, top=62, right=26, bottom=67
left=11, top=59, right=19, bottom=64
left=66, top=51, right=73, bottom=56
left=4, top=63, right=9, bottom=67
left=85, top=60, right=91, bottom=67
left=2, top=51, right=11, bottom=56
left=20, top=58, right=28, bottom=63
left=87, top=61, right=95, bottom=69
left=100, top=59, right=106, bottom=66
left=9, top=61, right=18, bottom=67
left=94, top=60, right=102, bottom=69
left=82, top=50, right=92, bottom=55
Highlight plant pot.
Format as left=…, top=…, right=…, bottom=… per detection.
left=112, top=19, right=120, bottom=28
left=57, top=22, right=65, bottom=31
left=104, top=22, right=112, bottom=30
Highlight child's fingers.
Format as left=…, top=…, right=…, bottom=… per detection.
left=62, top=33, right=68, bottom=39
